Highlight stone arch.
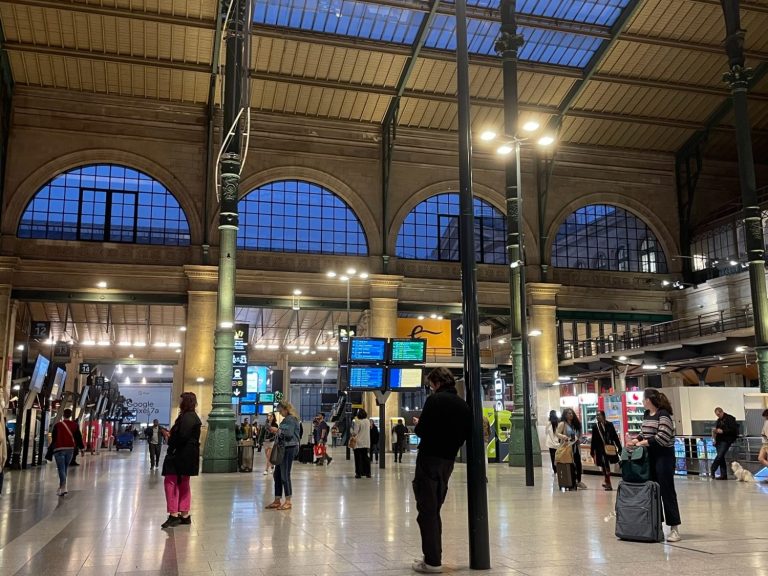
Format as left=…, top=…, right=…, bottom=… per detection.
left=388, top=180, right=536, bottom=258
left=214, top=166, right=381, bottom=255
left=6, top=150, right=201, bottom=243
left=545, top=193, right=678, bottom=272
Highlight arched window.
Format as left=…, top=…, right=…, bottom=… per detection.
left=237, top=180, right=367, bottom=255
left=18, top=164, right=190, bottom=245
left=396, top=193, right=507, bottom=264
left=551, top=204, right=667, bottom=273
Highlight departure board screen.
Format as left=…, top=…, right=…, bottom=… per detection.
left=258, top=393, right=275, bottom=404
left=388, top=367, right=423, bottom=389
left=348, top=338, right=387, bottom=363
left=348, top=366, right=386, bottom=390
left=388, top=338, right=427, bottom=363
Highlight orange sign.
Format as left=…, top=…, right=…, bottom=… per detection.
left=396, top=319, right=452, bottom=351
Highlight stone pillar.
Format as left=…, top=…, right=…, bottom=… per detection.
left=369, top=275, right=402, bottom=454
left=182, top=270, right=218, bottom=423
left=276, top=352, right=289, bottom=404
left=0, top=290, right=15, bottom=410
left=527, top=283, right=561, bottom=428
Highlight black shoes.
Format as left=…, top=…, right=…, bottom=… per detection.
left=178, top=516, right=192, bottom=525
left=161, top=515, right=181, bottom=529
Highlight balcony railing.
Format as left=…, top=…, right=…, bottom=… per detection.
left=558, top=307, right=754, bottom=361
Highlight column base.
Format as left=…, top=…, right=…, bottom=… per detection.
left=201, top=408, right=238, bottom=473
left=507, top=416, right=542, bottom=467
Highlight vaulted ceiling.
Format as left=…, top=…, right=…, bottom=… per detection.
left=1, top=0, right=767, bottom=159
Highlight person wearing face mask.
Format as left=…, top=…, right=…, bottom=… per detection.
left=410, top=367, right=471, bottom=574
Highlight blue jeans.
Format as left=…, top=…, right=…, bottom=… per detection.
left=711, top=441, right=732, bottom=478
left=274, top=445, right=297, bottom=498
left=54, top=449, right=74, bottom=488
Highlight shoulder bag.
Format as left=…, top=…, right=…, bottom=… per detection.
left=554, top=440, right=574, bottom=464
left=597, top=423, right=618, bottom=457
left=269, top=438, right=285, bottom=466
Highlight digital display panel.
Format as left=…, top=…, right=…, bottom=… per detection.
left=348, top=366, right=385, bottom=390
left=242, top=393, right=258, bottom=403
left=240, top=404, right=256, bottom=415
left=348, top=338, right=387, bottom=363
left=247, top=365, right=269, bottom=393
left=29, top=355, right=50, bottom=393
left=258, top=404, right=273, bottom=415
left=388, top=367, right=423, bottom=389
left=258, top=393, right=275, bottom=404
left=389, top=339, right=427, bottom=363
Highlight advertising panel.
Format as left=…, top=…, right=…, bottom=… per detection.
left=122, top=386, right=173, bottom=425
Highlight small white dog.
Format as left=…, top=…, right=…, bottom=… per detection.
left=731, top=461, right=756, bottom=483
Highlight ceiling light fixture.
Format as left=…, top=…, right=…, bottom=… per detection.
left=522, top=121, right=540, bottom=132
left=480, top=130, right=496, bottom=141
left=528, top=329, right=542, bottom=337
left=220, top=321, right=233, bottom=329
left=97, top=281, right=108, bottom=289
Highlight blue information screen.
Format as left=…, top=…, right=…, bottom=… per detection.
left=258, top=393, right=275, bottom=404
left=240, top=404, right=256, bottom=415
left=389, top=339, right=426, bottom=363
left=348, top=366, right=385, bottom=390
left=349, top=338, right=387, bottom=362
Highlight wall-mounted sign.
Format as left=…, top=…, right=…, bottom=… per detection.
left=79, top=363, right=92, bottom=375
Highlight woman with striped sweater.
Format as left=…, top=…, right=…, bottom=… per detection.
left=630, top=388, right=682, bottom=542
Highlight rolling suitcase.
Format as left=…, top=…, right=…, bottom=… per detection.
left=298, top=443, right=314, bottom=464
left=615, top=481, right=664, bottom=542
left=556, top=462, right=577, bottom=491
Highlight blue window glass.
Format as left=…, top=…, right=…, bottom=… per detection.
left=551, top=204, right=667, bottom=273
left=452, top=1, right=630, bottom=26
left=425, top=14, right=603, bottom=66
left=253, top=0, right=424, bottom=44
left=396, top=193, right=507, bottom=264
left=238, top=180, right=368, bottom=256
left=18, top=164, right=191, bottom=246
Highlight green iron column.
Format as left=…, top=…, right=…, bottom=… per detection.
left=498, top=0, right=540, bottom=481
left=720, top=1, right=768, bottom=392
left=202, top=0, right=251, bottom=472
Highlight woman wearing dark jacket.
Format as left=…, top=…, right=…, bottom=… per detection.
left=161, top=392, right=202, bottom=528
left=590, top=410, right=621, bottom=491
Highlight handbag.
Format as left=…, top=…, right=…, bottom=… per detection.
left=619, top=445, right=650, bottom=482
left=596, top=423, right=618, bottom=457
left=269, top=440, right=285, bottom=466
left=555, top=441, right=574, bottom=464
left=348, top=435, right=358, bottom=450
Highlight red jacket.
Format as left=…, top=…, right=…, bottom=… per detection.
left=52, top=420, right=85, bottom=451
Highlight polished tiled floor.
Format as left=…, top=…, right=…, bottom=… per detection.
left=1, top=443, right=767, bottom=576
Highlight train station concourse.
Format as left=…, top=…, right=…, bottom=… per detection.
left=1, top=0, right=768, bottom=574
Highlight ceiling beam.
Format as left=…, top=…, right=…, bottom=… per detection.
left=383, top=0, right=443, bottom=126
left=7, top=42, right=767, bottom=135
left=548, top=0, right=645, bottom=133
left=5, top=0, right=216, bottom=29
left=13, top=0, right=768, bottom=68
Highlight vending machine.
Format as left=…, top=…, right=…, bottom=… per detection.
left=622, top=390, right=645, bottom=442
left=578, top=393, right=599, bottom=433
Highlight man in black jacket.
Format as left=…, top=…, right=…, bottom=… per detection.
left=411, top=367, right=471, bottom=574
left=711, top=407, right=739, bottom=480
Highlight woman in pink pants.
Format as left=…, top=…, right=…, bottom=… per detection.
left=161, top=392, right=201, bottom=528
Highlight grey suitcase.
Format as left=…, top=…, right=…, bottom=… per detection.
left=615, top=481, right=663, bottom=542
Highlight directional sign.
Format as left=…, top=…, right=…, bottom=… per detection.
left=79, top=363, right=92, bottom=375
left=231, top=324, right=249, bottom=397
left=31, top=321, right=51, bottom=339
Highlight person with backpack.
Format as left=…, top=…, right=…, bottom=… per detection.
left=630, top=388, right=681, bottom=542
